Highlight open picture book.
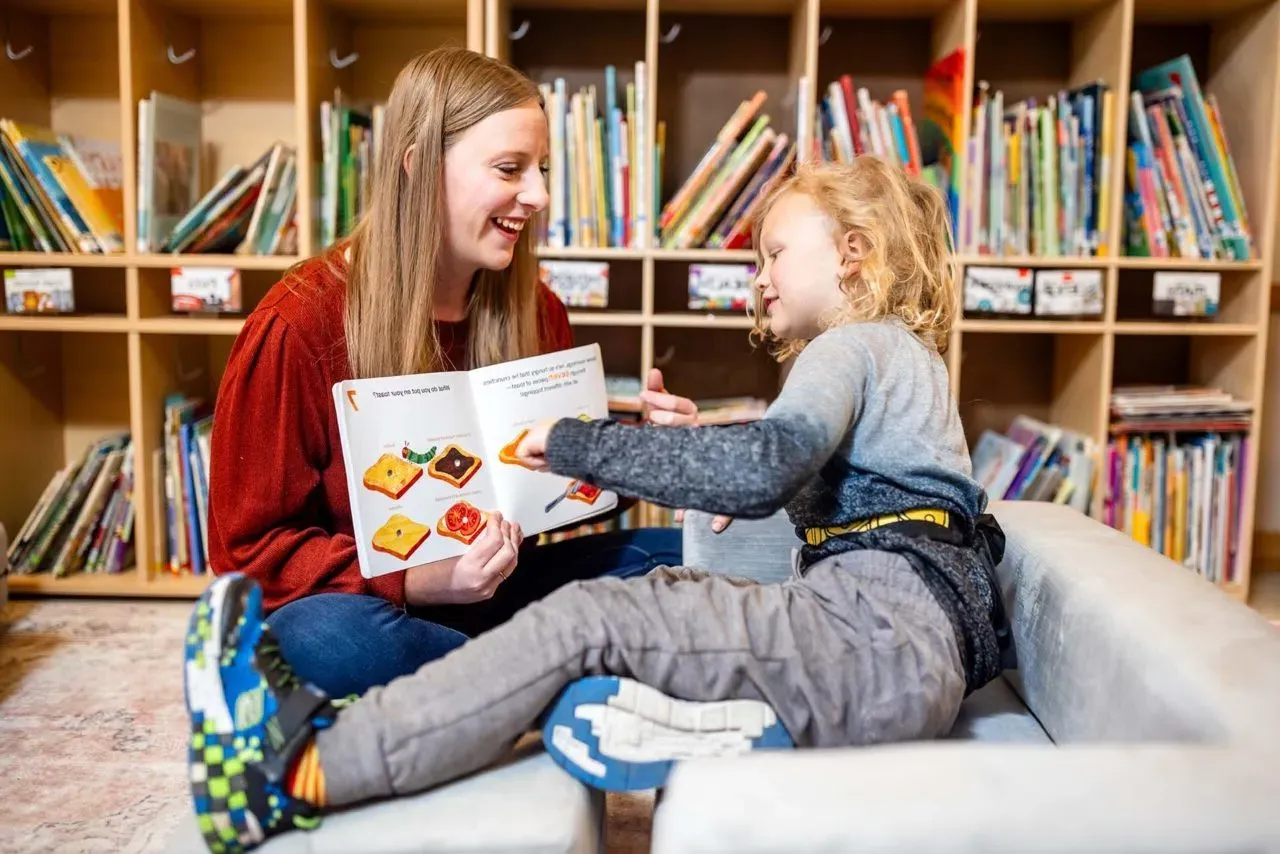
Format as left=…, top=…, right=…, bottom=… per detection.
left=332, top=343, right=619, bottom=579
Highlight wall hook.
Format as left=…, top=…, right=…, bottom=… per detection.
left=329, top=48, right=358, bottom=68
left=509, top=20, right=530, bottom=40
left=167, top=44, right=196, bottom=64
left=4, top=6, right=32, bottom=60
left=654, top=345, right=676, bottom=367
left=659, top=22, right=680, bottom=44
left=175, top=353, right=203, bottom=383
left=818, top=24, right=832, bottom=46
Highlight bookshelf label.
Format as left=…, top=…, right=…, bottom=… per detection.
left=538, top=260, right=609, bottom=308
left=1034, top=270, right=1104, bottom=318
left=963, top=266, right=1032, bottom=315
left=3, top=268, right=74, bottom=314
left=1153, top=271, right=1220, bottom=318
left=688, top=263, right=756, bottom=311
left=171, top=267, right=242, bottom=313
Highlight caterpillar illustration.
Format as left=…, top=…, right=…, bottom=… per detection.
left=402, top=444, right=438, bottom=465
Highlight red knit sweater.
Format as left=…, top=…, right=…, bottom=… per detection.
left=206, top=250, right=574, bottom=613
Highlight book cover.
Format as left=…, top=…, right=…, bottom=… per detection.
left=333, top=343, right=619, bottom=579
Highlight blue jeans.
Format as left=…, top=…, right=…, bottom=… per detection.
left=265, top=527, right=682, bottom=698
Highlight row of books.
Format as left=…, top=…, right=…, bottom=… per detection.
left=536, top=65, right=652, bottom=251
left=963, top=80, right=1114, bottom=259
left=1100, top=385, right=1253, bottom=584
left=6, top=434, right=136, bottom=577
left=970, top=415, right=1097, bottom=515
left=816, top=76, right=923, bottom=177
left=814, top=54, right=965, bottom=243
left=318, top=94, right=383, bottom=249
left=0, top=119, right=124, bottom=255
left=1124, top=55, right=1254, bottom=262
left=155, top=395, right=213, bottom=577
left=136, top=92, right=299, bottom=256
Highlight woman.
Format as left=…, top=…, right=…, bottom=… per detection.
left=206, top=46, right=689, bottom=698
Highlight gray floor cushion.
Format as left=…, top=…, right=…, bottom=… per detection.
left=166, top=748, right=603, bottom=854
left=947, top=675, right=1052, bottom=743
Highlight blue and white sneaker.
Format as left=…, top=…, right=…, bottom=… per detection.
left=541, top=676, right=793, bottom=791
left=183, top=574, right=338, bottom=853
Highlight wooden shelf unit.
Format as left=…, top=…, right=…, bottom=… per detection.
left=2, top=0, right=1278, bottom=601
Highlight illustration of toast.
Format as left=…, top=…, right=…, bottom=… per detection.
left=498, top=429, right=538, bottom=470
left=567, top=481, right=603, bottom=505
left=363, top=453, right=423, bottom=500
left=437, top=500, right=489, bottom=546
left=371, top=513, right=430, bottom=561
left=427, top=444, right=483, bottom=488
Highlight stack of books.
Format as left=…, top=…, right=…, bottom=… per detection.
left=1101, top=385, right=1252, bottom=584
left=657, top=90, right=796, bottom=250
left=318, top=94, right=383, bottom=249
left=537, top=64, right=651, bottom=250
left=137, top=93, right=298, bottom=256
left=1124, top=54, right=1253, bottom=261
left=962, top=80, right=1114, bottom=258
left=0, top=120, right=124, bottom=254
left=7, top=435, right=135, bottom=577
left=152, top=395, right=213, bottom=577
left=970, top=415, right=1098, bottom=514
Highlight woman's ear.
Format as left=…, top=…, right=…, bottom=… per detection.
left=402, top=143, right=417, bottom=177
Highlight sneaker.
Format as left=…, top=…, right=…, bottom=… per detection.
left=540, top=675, right=793, bottom=792
left=183, top=574, right=338, bottom=853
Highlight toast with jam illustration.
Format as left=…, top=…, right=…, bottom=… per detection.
left=437, top=500, right=489, bottom=546
left=427, top=444, right=483, bottom=489
left=371, top=513, right=430, bottom=561
left=498, top=429, right=538, bottom=470
left=363, top=453, right=423, bottom=500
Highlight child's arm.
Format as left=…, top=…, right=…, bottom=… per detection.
left=543, top=327, right=868, bottom=518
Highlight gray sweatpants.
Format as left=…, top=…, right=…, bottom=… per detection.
left=317, top=548, right=967, bottom=806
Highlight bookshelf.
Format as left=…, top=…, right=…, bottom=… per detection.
left=2, top=0, right=1277, bottom=603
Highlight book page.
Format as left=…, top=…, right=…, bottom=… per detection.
left=468, top=343, right=617, bottom=536
left=333, top=371, right=497, bottom=579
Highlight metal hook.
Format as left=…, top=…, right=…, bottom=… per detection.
left=167, top=44, right=196, bottom=64
left=175, top=353, right=202, bottom=383
left=329, top=48, right=358, bottom=68
left=654, top=345, right=676, bottom=367
left=4, top=5, right=32, bottom=60
left=659, top=23, right=680, bottom=44
left=818, top=24, right=832, bottom=46
left=509, top=19, right=530, bottom=40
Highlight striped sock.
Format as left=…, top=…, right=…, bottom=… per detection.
left=285, top=739, right=327, bottom=807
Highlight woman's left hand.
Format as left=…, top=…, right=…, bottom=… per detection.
left=514, top=420, right=556, bottom=470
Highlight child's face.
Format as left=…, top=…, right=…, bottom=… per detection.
left=754, top=191, right=848, bottom=341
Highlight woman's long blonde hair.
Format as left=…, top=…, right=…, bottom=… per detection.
left=335, top=47, right=545, bottom=379
left=749, top=157, right=959, bottom=361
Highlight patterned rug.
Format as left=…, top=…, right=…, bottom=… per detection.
left=0, top=597, right=653, bottom=853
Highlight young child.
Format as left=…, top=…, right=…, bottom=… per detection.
left=182, top=157, right=1014, bottom=853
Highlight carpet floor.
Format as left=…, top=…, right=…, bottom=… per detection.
left=0, top=597, right=654, bottom=854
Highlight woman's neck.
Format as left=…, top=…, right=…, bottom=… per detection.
left=434, top=263, right=476, bottom=323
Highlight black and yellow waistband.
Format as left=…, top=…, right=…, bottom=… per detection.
left=803, top=508, right=952, bottom=547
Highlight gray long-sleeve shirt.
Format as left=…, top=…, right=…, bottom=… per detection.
left=545, top=319, right=1006, bottom=691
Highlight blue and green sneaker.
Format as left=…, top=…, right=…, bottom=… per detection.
left=183, top=573, right=338, bottom=853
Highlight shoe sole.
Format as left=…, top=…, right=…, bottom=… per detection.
left=183, top=574, right=263, bottom=853
left=541, top=675, right=793, bottom=792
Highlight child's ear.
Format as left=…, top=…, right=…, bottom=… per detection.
left=839, top=230, right=867, bottom=278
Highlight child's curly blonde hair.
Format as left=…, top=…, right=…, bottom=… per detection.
left=749, top=156, right=959, bottom=360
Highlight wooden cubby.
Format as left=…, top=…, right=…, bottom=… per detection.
left=2, top=0, right=1278, bottom=603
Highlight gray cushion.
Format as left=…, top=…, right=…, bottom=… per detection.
left=948, top=675, right=1051, bottom=743
left=166, top=750, right=602, bottom=854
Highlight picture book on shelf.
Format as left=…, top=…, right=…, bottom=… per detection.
left=332, top=343, right=619, bottom=579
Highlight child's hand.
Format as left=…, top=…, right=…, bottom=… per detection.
left=515, top=420, right=556, bottom=470
left=640, top=368, right=698, bottom=426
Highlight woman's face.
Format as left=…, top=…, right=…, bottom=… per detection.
left=441, top=100, right=550, bottom=277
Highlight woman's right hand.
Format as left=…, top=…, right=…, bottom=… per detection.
left=404, top=511, right=523, bottom=606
